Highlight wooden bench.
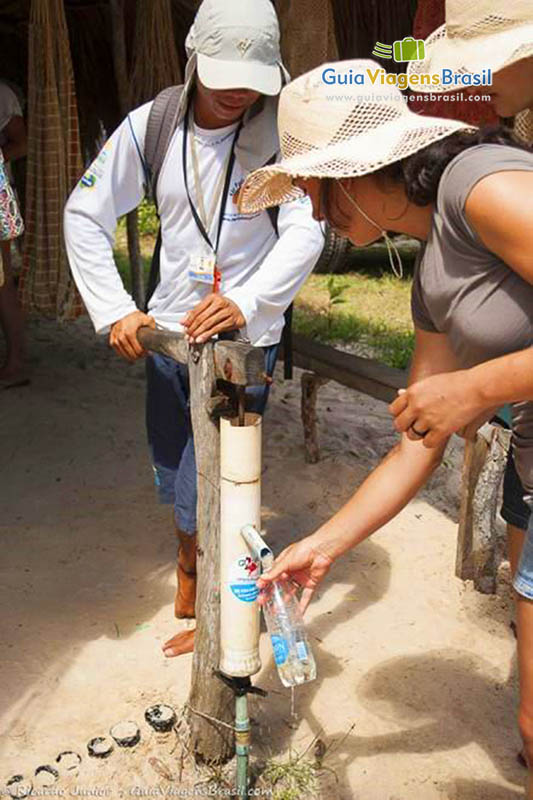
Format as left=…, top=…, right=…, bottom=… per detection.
left=287, top=335, right=509, bottom=594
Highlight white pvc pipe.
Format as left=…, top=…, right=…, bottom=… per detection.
left=220, top=413, right=262, bottom=677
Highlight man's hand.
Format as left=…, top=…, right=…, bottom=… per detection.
left=182, top=295, right=245, bottom=343
left=109, top=310, right=155, bottom=362
left=389, top=370, right=486, bottom=448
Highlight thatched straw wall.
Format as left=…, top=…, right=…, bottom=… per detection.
left=0, top=0, right=198, bottom=160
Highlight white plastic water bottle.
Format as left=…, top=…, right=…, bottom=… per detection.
left=260, top=577, right=316, bottom=688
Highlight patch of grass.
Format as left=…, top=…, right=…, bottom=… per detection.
left=294, top=272, right=414, bottom=370
left=262, top=753, right=318, bottom=800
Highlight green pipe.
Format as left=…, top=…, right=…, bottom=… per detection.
left=235, top=692, right=250, bottom=798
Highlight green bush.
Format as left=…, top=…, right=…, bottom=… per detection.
left=137, top=200, right=159, bottom=236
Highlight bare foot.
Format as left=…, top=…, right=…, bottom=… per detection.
left=162, top=629, right=195, bottom=657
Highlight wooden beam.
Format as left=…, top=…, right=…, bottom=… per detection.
left=187, top=341, right=234, bottom=762
left=137, top=328, right=267, bottom=386
left=138, top=327, right=189, bottom=365
left=291, top=333, right=406, bottom=403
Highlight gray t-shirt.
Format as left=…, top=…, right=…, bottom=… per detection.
left=412, top=144, right=533, bottom=503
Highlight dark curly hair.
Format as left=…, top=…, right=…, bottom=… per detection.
left=321, top=125, right=532, bottom=233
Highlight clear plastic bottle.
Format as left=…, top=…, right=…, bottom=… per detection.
left=260, top=577, right=316, bottom=687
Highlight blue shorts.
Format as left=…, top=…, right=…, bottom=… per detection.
left=146, top=344, right=279, bottom=534
left=514, top=514, right=533, bottom=599
left=501, top=441, right=531, bottom=531
left=499, top=437, right=533, bottom=599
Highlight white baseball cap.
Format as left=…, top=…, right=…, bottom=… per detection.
left=186, top=0, right=284, bottom=96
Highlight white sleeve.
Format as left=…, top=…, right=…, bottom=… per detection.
left=224, top=196, right=323, bottom=344
left=64, top=103, right=152, bottom=334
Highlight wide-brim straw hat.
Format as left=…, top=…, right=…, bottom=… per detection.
left=407, top=0, right=533, bottom=93
left=238, top=59, right=473, bottom=214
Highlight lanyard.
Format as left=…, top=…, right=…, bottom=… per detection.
left=190, top=126, right=230, bottom=243
left=182, top=104, right=243, bottom=256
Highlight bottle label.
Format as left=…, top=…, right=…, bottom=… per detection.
left=228, top=553, right=260, bottom=603
left=296, top=640, right=308, bottom=661
left=270, top=634, right=289, bottom=665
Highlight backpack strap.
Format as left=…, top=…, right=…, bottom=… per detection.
left=143, top=86, right=184, bottom=309
left=144, top=85, right=184, bottom=210
left=260, top=155, right=293, bottom=379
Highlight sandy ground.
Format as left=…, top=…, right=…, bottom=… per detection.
left=0, top=317, right=526, bottom=799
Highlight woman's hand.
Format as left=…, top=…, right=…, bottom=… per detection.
left=390, top=369, right=486, bottom=448
left=257, top=536, right=335, bottom=614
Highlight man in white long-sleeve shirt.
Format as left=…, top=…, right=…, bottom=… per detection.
left=64, top=0, right=323, bottom=657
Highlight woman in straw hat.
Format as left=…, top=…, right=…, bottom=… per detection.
left=407, top=0, right=533, bottom=123
left=410, top=0, right=533, bottom=769
left=239, top=60, right=533, bottom=795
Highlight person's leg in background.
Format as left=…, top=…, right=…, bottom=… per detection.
left=161, top=343, right=280, bottom=658
left=501, top=448, right=532, bottom=784
left=0, top=239, right=26, bottom=385
left=162, top=432, right=198, bottom=657
left=513, top=515, right=533, bottom=799
left=501, top=447, right=530, bottom=583
left=146, top=353, right=199, bottom=657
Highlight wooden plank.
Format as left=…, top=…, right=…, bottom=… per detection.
left=456, top=423, right=510, bottom=594
left=214, top=339, right=267, bottom=386
left=291, top=333, right=406, bottom=403
left=187, top=341, right=234, bottom=762
left=456, top=434, right=490, bottom=583
left=137, top=328, right=267, bottom=386
left=138, top=327, right=189, bottom=365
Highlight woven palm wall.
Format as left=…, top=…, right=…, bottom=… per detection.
left=275, top=0, right=338, bottom=78
left=19, top=0, right=84, bottom=320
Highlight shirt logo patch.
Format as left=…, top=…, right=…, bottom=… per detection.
left=79, top=140, right=112, bottom=189
left=80, top=173, right=96, bottom=189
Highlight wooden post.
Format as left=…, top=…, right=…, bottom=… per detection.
left=109, top=0, right=145, bottom=309
left=456, top=423, right=511, bottom=594
left=126, top=212, right=145, bottom=310
left=301, top=372, right=328, bottom=463
left=137, top=328, right=266, bottom=762
left=187, top=341, right=234, bottom=762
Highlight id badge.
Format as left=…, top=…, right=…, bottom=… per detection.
left=189, top=253, right=216, bottom=285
